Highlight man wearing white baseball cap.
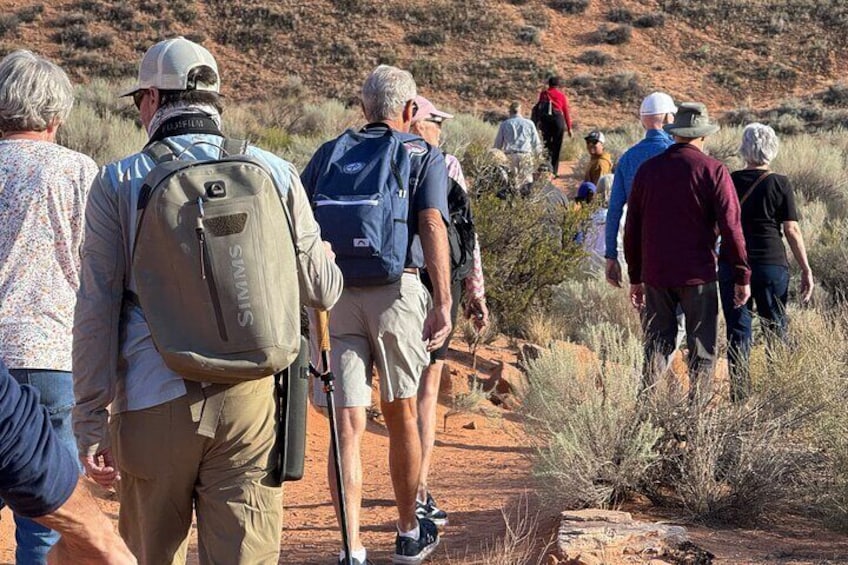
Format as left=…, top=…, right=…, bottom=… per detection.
left=604, top=91, right=677, bottom=287
left=73, top=36, right=342, bottom=564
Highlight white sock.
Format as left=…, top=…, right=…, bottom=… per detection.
left=399, top=524, right=420, bottom=540
left=339, top=548, right=367, bottom=563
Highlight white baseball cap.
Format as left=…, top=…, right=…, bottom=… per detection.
left=640, top=92, right=677, bottom=116
left=120, top=37, right=220, bottom=97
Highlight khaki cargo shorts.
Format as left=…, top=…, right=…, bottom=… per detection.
left=312, top=272, right=431, bottom=407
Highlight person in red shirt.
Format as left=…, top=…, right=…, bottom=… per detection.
left=624, top=103, right=751, bottom=405
left=533, top=76, right=573, bottom=176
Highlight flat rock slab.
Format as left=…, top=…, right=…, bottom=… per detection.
left=557, top=509, right=712, bottom=565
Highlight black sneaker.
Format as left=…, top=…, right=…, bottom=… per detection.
left=415, top=492, right=448, bottom=526
left=392, top=518, right=440, bottom=564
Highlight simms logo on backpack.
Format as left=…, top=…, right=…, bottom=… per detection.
left=311, top=128, right=414, bottom=286
left=130, top=138, right=301, bottom=383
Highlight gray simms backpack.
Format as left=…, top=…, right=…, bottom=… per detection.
left=130, top=139, right=301, bottom=383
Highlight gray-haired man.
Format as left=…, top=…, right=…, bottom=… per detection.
left=301, top=65, right=451, bottom=565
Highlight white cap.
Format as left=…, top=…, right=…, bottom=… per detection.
left=640, top=92, right=677, bottom=116
left=120, top=37, right=220, bottom=97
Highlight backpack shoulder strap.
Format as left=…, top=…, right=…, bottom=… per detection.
left=739, top=171, right=772, bottom=206
left=144, top=141, right=177, bottom=164
left=220, top=138, right=248, bottom=159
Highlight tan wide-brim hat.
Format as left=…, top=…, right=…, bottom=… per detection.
left=663, top=102, right=720, bottom=138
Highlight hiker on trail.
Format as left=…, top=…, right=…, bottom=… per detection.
left=410, top=95, right=489, bottom=531
left=624, top=103, right=751, bottom=404
left=494, top=101, right=542, bottom=186
left=720, top=123, right=814, bottom=402
left=532, top=76, right=573, bottom=176
left=73, top=37, right=342, bottom=565
left=0, top=359, right=136, bottom=564
left=575, top=175, right=613, bottom=273
left=583, top=130, right=613, bottom=185
left=536, top=161, right=570, bottom=208
left=605, top=92, right=677, bottom=288
left=0, top=49, right=98, bottom=563
left=301, top=65, right=452, bottom=565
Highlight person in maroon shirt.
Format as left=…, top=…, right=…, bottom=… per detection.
left=533, top=76, right=573, bottom=176
left=624, top=103, right=751, bottom=404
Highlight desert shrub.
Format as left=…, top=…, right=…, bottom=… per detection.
left=721, top=107, right=759, bottom=127
left=606, top=8, right=632, bottom=22
left=594, top=24, right=632, bottom=45
left=600, top=72, right=643, bottom=103
left=0, top=14, right=19, bottom=37
left=522, top=325, right=661, bottom=508
left=521, top=6, right=550, bottom=29
left=53, top=26, right=113, bottom=49
left=409, top=58, right=442, bottom=87
left=472, top=170, right=587, bottom=332
left=710, top=69, right=742, bottom=89
left=442, top=113, right=498, bottom=164
left=516, top=25, right=541, bottom=45
left=287, top=99, right=359, bottom=140
left=551, top=275, right=640, bottom=342
left=406, top=29, right=445, bottom=47
left=58, top=102, right=147, bottom=165
left=576, top=49, right=611, bottom=66
left=823, top=83, right=848, bottom=107
left=16, top=4, right=43, bottom=23
left=807, top=220, right=848, bottom=298
left=634, top=13, right=665, bottom=28
left=171, top=3, right=197, bottom=24
left=549, top=0, right=590, bottom=14
left=773, top=134, right=848, bottom=219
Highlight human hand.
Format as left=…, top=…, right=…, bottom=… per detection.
left=567, top=130, right=574, bottom=138
left=423, top=303, right=453, bottom=352
left=605, top=258, right=622, bottom=288
left=81, top=449, right=120, bottom=489
left=465, top=297, right=490, bottom=332
left=800, top=270, right=814, bottom=303
left=733, top=284, right=751, bottom=308
left=322, top=240, right=335, bottom=261
left=630, top=283, right=645, bottom=310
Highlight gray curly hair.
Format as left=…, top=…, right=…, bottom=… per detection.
left=739, top=122, right=779, bottom=166
left=0, top=50, right=74, bottom=133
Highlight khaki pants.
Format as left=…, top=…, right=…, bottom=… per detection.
left=111, top=377, right=282, bottom=565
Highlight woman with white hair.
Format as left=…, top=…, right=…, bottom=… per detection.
left=718, top=122, right=813, bottom=402
left=0, top=49, right=98, bottom=562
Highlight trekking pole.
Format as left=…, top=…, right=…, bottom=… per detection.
left=314, top=309, right=353, bottom=565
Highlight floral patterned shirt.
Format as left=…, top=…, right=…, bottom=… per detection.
left=0, top=140, right=98, bottom=371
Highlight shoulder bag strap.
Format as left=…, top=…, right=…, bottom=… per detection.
left=739, top=171, right=772, bottom=206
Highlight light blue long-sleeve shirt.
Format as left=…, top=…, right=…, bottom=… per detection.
left=604, top=129, right=674, bottom=259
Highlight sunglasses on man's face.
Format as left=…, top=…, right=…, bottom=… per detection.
left=132, top=90, right=146, bottom=110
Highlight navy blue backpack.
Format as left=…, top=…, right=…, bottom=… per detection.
left=311, top=128, right=415, bottom=286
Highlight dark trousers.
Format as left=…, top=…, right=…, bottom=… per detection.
left=539, top=112, right=565, bottom=174
left=642, top=283, right=718, bottom=403
left=718, top=262, right=789, bottom=402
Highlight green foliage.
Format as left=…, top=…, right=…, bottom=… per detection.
left=576, top=49, right=611, bottom=66
left=634, top=13, right=665, bottom=28
left=472, top=172, right=587, bottom=332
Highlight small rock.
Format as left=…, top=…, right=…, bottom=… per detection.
left=520, top=343, right=545, bottom=368
left=462, top=421, right=477, bottom=430
left=485, top=360, right=528, bottom=397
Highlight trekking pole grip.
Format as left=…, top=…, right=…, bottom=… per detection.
left=316, top=309, right=331, bottom=353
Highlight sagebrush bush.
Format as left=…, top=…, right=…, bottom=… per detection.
left=576, top=49, right=611, bottom=66
left=522, top=325, right=661, bottom=508
left=634, top=13, right=665, bottom=28
left=606, top=8, right=632, bottom=22
left=549, top=0, right=590, bottom=14
left=551, top=275, right=640, bottom=342
left=594, top=24, right=632, bottom=45
left=516, top=25, right=541, bottom=45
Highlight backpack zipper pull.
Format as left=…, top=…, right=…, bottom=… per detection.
left=196, top=197, right=207, bottom=280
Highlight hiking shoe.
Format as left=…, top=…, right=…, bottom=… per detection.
left=393, top=517, right=440, bottom=564
left=415, top=492, right=448, bottom=526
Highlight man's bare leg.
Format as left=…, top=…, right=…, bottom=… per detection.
left=381, top=396, right=421, bottom=531
left=416, top=361, right=443, bottom=501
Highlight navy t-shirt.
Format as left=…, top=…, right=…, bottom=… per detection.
left=0, top=359, right=78, bottom=518
left=731, top=169, right=799, bottom=267
left=301, top=123, right=449, bottom=269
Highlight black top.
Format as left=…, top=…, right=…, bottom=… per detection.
left=731, top=169, right=799, bottom=266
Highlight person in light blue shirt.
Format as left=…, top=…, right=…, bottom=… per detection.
left=604, top=92, right=677, bottom=287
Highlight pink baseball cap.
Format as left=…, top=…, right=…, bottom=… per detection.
left=412, top=95, right=454, bottom=124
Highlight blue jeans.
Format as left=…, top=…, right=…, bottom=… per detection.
left=718, top=262, right=789, bottom=402
left=7, top=369, right=80, bottom=565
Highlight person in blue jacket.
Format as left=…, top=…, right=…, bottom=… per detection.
left=604, top=92, right=677, bottom=287
left=0, top=358, right=135, bottom=563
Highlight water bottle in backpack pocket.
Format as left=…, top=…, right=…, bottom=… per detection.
left=311, top=129, right=414, bottom=286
